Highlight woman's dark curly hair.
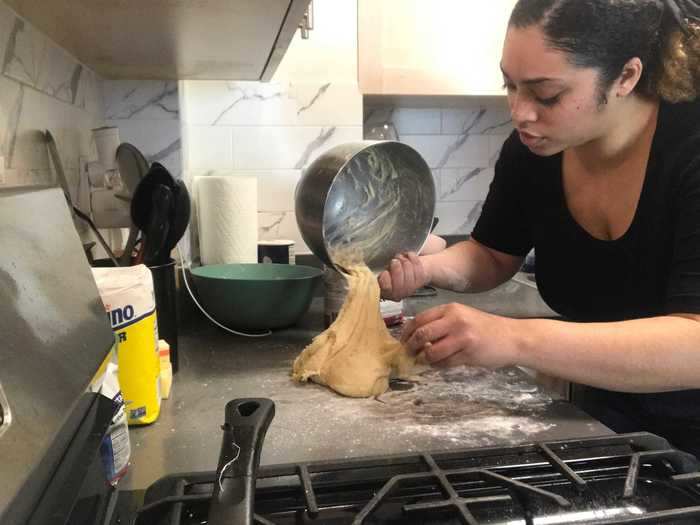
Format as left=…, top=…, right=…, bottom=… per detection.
left=509, top=0, right=700, bottom=103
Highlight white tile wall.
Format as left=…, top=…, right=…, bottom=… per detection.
left=103, top=80, right=182, bottom=178
left=181, top=80, right=364, bottom=257
left=184, top=126, right=234, bottom=171
left=440, top=167, right=494, bottom=202
left=435, top=200, right=485, bottom=236
left=364, top=100, right=513, bottom=236
left=182, top=81, right=361, bottom=128
left=4, top=16, right=82, bottom=105
left=103, top=81, right=179, bottom=120
left=441, top=107, right=513, bottom=135
left=231, top=125, right=361, bottom=170
left=392, top=108, right=442, bottom=135
left=401, top=134, right=493, bottom=169
left=258, top=211, right=306, bottom=249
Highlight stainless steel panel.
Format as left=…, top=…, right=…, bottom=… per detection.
left=0, top=188, right=115, bottom=520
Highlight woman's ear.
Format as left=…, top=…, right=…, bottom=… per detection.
left=616, top=57, right=644, bottom=97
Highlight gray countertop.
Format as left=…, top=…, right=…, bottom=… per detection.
left=121, top=275, right=610, bottom=491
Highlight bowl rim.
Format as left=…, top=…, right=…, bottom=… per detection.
left=191, top=263, right=323, bottom=281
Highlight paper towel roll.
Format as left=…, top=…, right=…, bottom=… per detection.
left=196, top=176, right=258, bottom=265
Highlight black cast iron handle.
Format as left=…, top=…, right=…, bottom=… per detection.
left=207, top=398, right=276, bottom=525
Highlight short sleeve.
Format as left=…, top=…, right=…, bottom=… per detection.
left=471, top=132, right=534, bottom=257
left=665, top=155, right=700, bottom=314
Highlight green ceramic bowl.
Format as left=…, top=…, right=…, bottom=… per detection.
left=190, top=263, right=323, bottom=331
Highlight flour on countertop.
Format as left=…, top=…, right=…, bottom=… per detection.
left=255, top=363, right=558, bottom=456
left=371, top=366, right=556, bottom=447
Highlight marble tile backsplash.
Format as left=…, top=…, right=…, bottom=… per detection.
left=181, top=80, right=364, bottom=256
left=364, top=101, right=513, bottom=237
left=103, top=80, right=182, bottom=179
left=0, top=1, right=104, bottom=192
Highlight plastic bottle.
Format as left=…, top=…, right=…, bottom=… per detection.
left=89, top=347, right=131, bottom=485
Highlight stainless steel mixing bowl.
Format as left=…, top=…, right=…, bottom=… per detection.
left=295, top=141, right=436, bottom=272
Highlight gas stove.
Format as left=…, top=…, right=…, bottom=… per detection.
left=107, top=400, right=700, bottom=525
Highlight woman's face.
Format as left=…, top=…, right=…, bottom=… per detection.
left=501, top=24, right=618, bottom=156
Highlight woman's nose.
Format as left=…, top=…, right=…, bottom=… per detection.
left=509, top=93, right=538, bottom=126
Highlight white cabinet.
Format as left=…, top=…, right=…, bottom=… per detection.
left=359, top=0, right=516, bottom=96
left=4, top=0, right=311, bottom=80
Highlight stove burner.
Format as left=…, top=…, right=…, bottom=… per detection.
left=129, top=432, right=700, bottom=525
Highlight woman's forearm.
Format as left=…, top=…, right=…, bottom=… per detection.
left=423, top=239, right=523, bottom=293
left=514, top=314, right=700, bottom=392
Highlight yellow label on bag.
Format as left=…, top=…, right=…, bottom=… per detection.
left=112, top=306, right=160, bottom=425
left=92, top=265, right=161, bottom=426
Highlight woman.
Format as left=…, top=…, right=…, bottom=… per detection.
left=378, top=0, right=700, bottom=455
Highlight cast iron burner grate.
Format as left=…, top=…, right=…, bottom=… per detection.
left=133, top=432, right=700, bottom=525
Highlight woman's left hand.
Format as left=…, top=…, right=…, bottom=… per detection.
left=401, top=303, right=521, bottom=369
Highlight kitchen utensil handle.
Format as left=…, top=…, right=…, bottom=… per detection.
left=162, top=179, right=191, bottom=257
left=208, top=398, right=275, bottom=525
left=142, top=184, right=172, bottom=266
left=73, top=206, right=120, bottom=267
left=119, top=225, right=139, bottom=266
left=45, top=130, right=120, bottom=267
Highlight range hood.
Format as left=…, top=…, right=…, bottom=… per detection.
left=3, top=0, right=312, bottom=80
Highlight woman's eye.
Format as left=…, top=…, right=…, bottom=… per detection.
left=536, top=94, right=561, bottom=107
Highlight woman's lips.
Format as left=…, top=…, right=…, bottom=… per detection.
left=518, top=130, right=545, bottom=148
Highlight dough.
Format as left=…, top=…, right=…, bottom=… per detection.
left=291, top=264, right=414, bottom=397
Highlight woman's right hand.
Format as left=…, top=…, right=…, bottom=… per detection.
left=378, top=252, right=429, bottom=301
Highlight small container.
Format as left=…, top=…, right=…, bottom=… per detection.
left=89, top=346, right=131, bottom=485
left=258, top=239, right=295, bottom=264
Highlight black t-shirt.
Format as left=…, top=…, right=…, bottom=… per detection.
left=471, top=100, right=700, bottom=454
